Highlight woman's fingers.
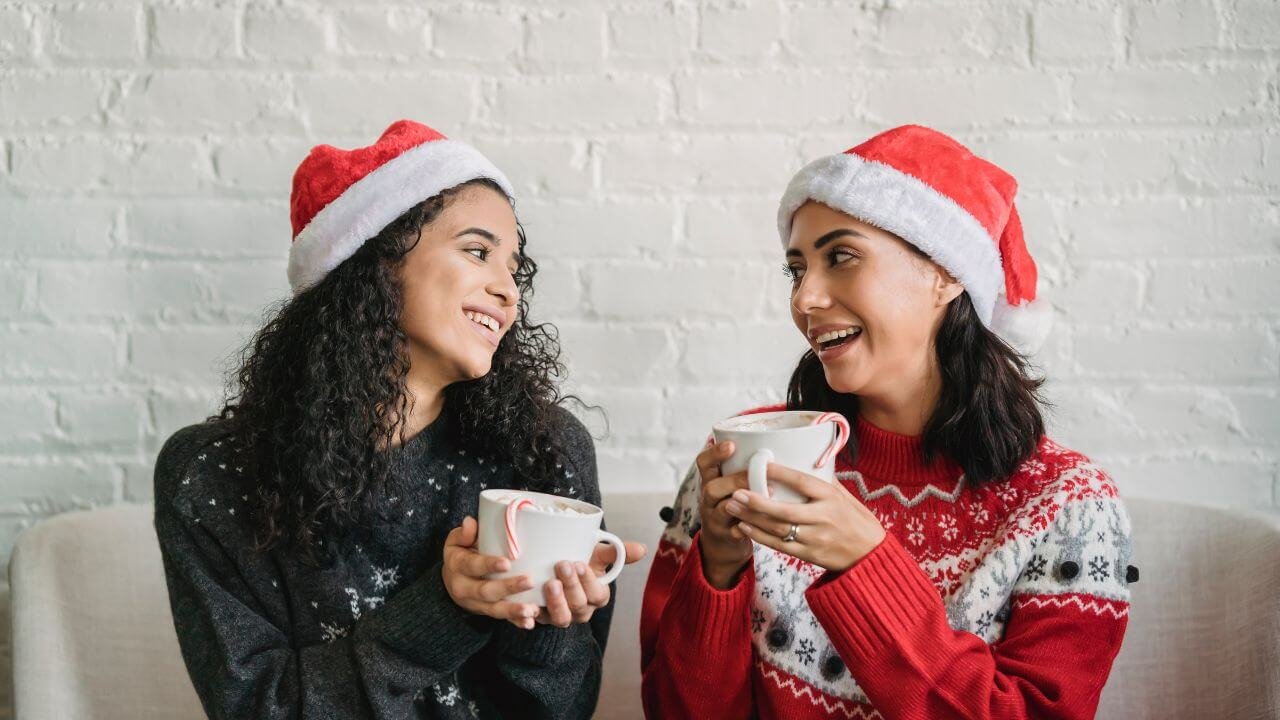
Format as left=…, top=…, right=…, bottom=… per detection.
left=587, top=540, right=646, bottom=576
left=621, top=541, right=647, bottom=565
left=695, top=441, right=735, bottom=483
left=444, top=516, right=478, bottom=549
left=542, top=580, right=573, bottom=627
left=765, top=463, right=834, bottom=500
left=458, top=549, right=508, bottom=578
left=557, top=561, right=589, bottom=613
left=578, top=562, right=611, bottom=608
left=497, top=575, right=535, bottom=601
left=737, top=521, right=795, bottom=557
left=703, top=470, right=749, bottom=507
left=723, top=500, right=796, bottom=539
left=727, top=486, right=818, bottom=525
left=460, top=573, right=528, bottom=604
left=498, top=601, right=538, bottom=629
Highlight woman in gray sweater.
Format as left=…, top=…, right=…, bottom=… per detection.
left=153, top=120, right=643, bottom=719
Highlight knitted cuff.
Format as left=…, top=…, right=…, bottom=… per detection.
left=363, top=562, right=494, bottom=668
left=664, top=533, right=755, bottom=651
left=804, top=533, right=942, bottom=664
left=494, top=622, right=588, bottom=667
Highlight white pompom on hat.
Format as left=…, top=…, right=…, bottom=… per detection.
left=777, top=125, right=1052, bottom=355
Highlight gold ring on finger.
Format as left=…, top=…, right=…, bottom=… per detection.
left=782, top=523, right=799, bottom=543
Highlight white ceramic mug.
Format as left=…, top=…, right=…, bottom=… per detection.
left=711, top=410, right=850, bottom=504
left=477, top=489, right=627, bottom=606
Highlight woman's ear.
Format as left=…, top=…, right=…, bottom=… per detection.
left=933, top=268, right=965, bottom=308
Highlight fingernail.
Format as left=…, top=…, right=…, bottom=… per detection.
left=732, top=490, right=749, bottom=504
left=724, top=500, right=741, bottom=515
left=557, top=561, right=571, bottom=576
left=739, top=522, right=754, bottom=533
left=575, top=561, right=588, bottom=575
left=548, top=581, right=562, bottom=597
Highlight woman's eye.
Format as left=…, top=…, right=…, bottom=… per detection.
left=466, top=247, right=489, bottom=261
left=829, top=248, right=857, bottom=266
left=782, top=264, right=805, bottom=282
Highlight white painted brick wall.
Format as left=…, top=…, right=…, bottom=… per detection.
left=1, top=0, right=1278, bottom=715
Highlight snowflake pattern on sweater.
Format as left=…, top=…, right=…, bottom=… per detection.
left=643, top=407, right=1134, bottom=720
left=155, top=409, right=612, bottom=720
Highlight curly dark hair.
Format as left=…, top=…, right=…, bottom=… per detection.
left=215, top=179, right=576, bottom=560
left=786, top=292, right=1046, bottom=484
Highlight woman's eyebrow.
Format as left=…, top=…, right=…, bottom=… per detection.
left=454, top=227, right=502, bottom=245
left=813, top=228, right=864, bottom=250
left=786, top=228, right=866, bottom=257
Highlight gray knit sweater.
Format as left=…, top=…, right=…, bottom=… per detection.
left=153, top=407, right=613, bottom=719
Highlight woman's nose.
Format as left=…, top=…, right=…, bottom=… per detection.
left=791, top=271, right=830, bottom=314
left=489, top=267, right=520, bottom=308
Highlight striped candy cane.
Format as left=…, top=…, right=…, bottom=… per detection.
left=504, top=497, right=535, bottom=560
left=812, top=412, right=850, bottom=469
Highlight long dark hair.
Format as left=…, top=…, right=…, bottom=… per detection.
left=786, top=292, right=1045, bottom=484
left=216, top=179, right=575, bottom=559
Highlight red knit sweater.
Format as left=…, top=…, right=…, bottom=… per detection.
left=641, top=407, right=1132, bottom=719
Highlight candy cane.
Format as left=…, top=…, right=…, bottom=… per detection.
left=812, top=412, right=850, bottom=469
left=504, top=497, right=535, bottom=560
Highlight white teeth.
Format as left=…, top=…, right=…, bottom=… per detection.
left=814, top=327, right=860, bottom=344
left=466, top=311, right=500, bottom=332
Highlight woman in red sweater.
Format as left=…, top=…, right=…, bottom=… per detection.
left=641, top=125, right=1135, bottom=719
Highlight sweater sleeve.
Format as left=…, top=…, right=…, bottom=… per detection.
left=478, top=407, right=613, bottom=719
left=154, top=427, right=495, bottom=720
left=640, top=460, right=756, bottom=720
left=805, top=484, right=1133, bottom=720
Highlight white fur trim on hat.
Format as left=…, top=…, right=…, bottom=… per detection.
left=288, top=139, right=515, bottom=293
left=777, top=153, right=1004, bottom=327
left=990, top=294, right=1053, bottom=356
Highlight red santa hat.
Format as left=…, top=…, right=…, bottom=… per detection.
left=287, top=119, right=514, bottom=293
left=777, top=124, right=1051, bottom=355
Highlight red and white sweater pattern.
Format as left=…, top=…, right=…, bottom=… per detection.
left=640, top=406, right=1133, bottom=720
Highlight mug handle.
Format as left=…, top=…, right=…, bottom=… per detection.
left=747, top=448, right=774, bottom=498
left=594, top=530, right=628, bottom=585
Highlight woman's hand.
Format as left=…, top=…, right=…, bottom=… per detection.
left=724, top=463, right=885, bottom=572
left=694, top=440, right=754, bottom=589
left=442, top=516, right=541, bottom=628
left=534, top=540, right=647, bottom=628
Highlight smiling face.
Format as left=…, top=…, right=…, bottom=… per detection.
left=398, top=183, right=522, bottom=387
left=784, top=200, right=964, bottom=402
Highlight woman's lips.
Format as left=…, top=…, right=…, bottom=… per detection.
left=816, top=330, right=860, bottom=362
left=465, top=313, right=501, bottom=348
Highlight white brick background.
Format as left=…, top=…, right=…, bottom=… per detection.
left=1, top=0, right=1278, bottom=714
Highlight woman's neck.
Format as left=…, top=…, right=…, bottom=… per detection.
left=856, top=358, right=942, bottom=436
left=396, top=368, right=446, bottom=444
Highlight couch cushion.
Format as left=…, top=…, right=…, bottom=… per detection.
left=9, top=503, right=205, bottom=720
left=11, top=494, right=1277, bottom=720
left=1097, top=499, right=1280, bottom=719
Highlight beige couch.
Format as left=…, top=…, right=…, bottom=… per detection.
left=9, top=495, right=1280, bottom=719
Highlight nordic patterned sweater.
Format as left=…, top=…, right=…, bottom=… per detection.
left=641, top=405, right=1134, bottom=719
left=153, top=407, right=613, bottom=720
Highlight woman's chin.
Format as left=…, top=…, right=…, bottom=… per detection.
left=437, top=353, right=494, bottom=384
left=822, top=367, right=865, bottom=396
left=462, top=358, right=493, bottom=380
